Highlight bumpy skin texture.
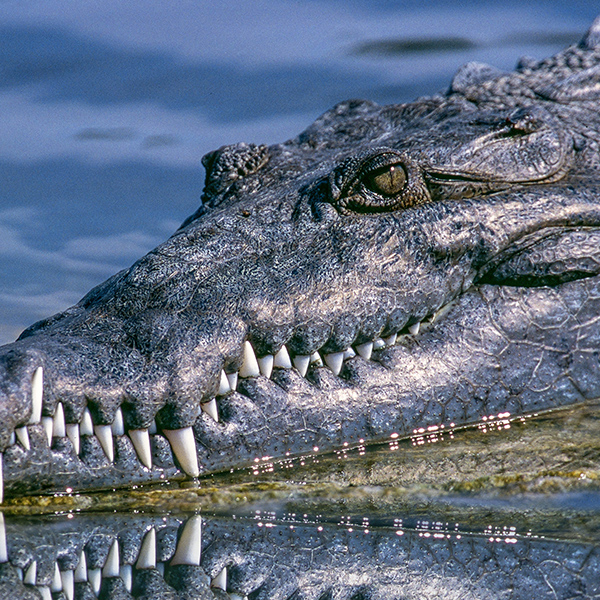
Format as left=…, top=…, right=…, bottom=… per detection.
left=1, top=19, right=600, bottom=496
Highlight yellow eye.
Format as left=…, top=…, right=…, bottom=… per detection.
left=364, top=163, right=407, bottom=196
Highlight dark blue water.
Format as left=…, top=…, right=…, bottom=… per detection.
left=1, top=0, right=598, bottom=344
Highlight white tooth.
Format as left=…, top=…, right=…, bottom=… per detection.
left=9, top=432, right=15, bottom=446
left=157, top=562, right=164, bottom=576
left=16, top=426, right=30, bottom=451
left=120, top=564, right=132, bottom=592
left=94, top=424, right=114, bottom=462
left=324, top=352, right=344, bottom=376
left=0, top=452, right=3, bottom=505
left=111, top=408, right=125, bottom=435
left=239, top=341, right=260, bottom=378
left=257, top=354, right=274, bottom=378
left=343, top=348, right=356, bottom=359
left=163, top=427, right=199, bottom=477
left=171, top=516, right=202, bottom=566
left=60, top=570, right=74, bottom=600
left=51, top=563, right=62, bottom=592
left=408, top=322, right=421, bottom=335
left=136, top=528, right=156, bottom=569
left=66, top=424, right=80, bottom=455
left=148, top=419, right=157, bottom=434
left=211, top=566, right=227, bottom=590
left=24, top=560, right=37, bottom=585
left=103, top=539, right=119, bottom=578
left=229, top=595, right=246, bottom=600
left=53, top=402, right=66, bottom=437
left=80, top=408, right=93, bottom=436
left=201, top=399, right=219, bottom=423
left=17, top=567, right=23, bottom=581
left=129, top=429, right=152, bottom=469
left=30, top=366, right=43, bottom=424
left=0, top=513, right=6, bottom=563
left=373, top=338, right=385, bottom=350
left=356, top=342, right=373, bottom=360
left=74, top=551, right=87, bottom=583
left=37, top=587, right=52, bottom=600
left=226, top=372, right=238, bottom=391
left=88, top=568, right=101, bottom=595
left=41, top=416, right=53, bottom=445
left=310, top=352, right=323, bottom=367
left=273, top=345, right=292, bottom=369
left=293, top=355, right=310, bottom=377
left=218, top=370, right=231, bottom=395
left=383, top=333, right=397, bottom=346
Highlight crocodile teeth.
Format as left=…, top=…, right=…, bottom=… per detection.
left=212, top=566, right=227, bottom=590
left=15, top=426, right=30, bottom=450
left=218, top=370, right=231, bottom=395
left=163, top=427, right=200, bottom=477
left=239, top=341, right=260, bottom=378
left=344, top=348, right=356, bottom=359
left=66, top=423, right=80, bottom=454
left=111, top=408, right=125, bottom=435
left=274, top=345, right=292, bottom=369
left=171, top=516, right=202, bottom=566
left=51, top=563, right=62, bottom=592
left=310, top=352, right=323, bottom=367
left=129, top=428, right=152, bottom=469
left=408, top=321, right=421, bottom=335
left=324, top=351, right=344, bottom=376
left=9, top=432, right=14, bottom=446
left=74, top=551, right=87, bottom=583
left=120, top=565, right=132, bottom=592
left=80, top=408, right=94, bottom=436
left=293, top=354, right=310, bottom=377
left=0, top=513, right=6, bottom=563
left=37, top=587, right=51, bottom=600
left=53, top=402, right=66, bottom=437
left=356, top=342, right=373, bottom=360
left=60, top=570, right=74, bottom=600
left=30, top=366, right=43, bottom=424
left=226, top=372, right=238, bottom=391
left=148, top=419, right=157, bottom=434
left=94, top=424, right=114, bottom=462
left=136, top=528, right=156, bottom=569
left=373, top=338, right=386, bottom=350
left=24, top=560, right=37, bottom=585
left=201, top=399, right=219, bottom=422
left=41, top=416, right=53, bottom=445
left=383, top=333, right=397, bottom=346
left=257, top=354, right=274, bottom=378
left=88, top=568, right=101, bottom=595
left=103, top=539, right=120, bottom=577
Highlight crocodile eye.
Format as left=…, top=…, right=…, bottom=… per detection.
left=363, top=163, right=407, bottom=196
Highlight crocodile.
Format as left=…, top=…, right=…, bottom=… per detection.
left=1, top=18, right=600, bottom=501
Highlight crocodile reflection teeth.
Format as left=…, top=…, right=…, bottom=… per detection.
left=257, top=354, right=274, bottom=378
left=226, top=372, right=238, bottom=391
left=163, top=427, right=200, bottom=477
left=171, top=515, right=202, bottom=566
left=111, top=407, right=125, bottom=435
left=74, top=551, right=87, bottom=583
left=239, top=340, right=260, bottom=378
left=30, top=366, right=43, bottom=424
left=103, top=539, right=120, bottom=577
left=41, top=416, right=53, bottom=445
left=66, top=423, right=79, bottom=454
left=310, top=352, right=323, bottom=367
left=218, top=370, right=231, bottom=395
left=273, top=345, right=292, bottom=369
left=94, top=424, right=114, bottom=462
left=324, top=351, right=344, bottom=376
left=356, top=342, right=373, bottom=360
left=129, top=428, right=152, bottom=469
left=148, top=419, right=157, bottom=434
left=88, top=568, right=101, bottom=595
left=201, top=398, right=219, bottom=422
left=60, top=570, right=74, bottom=600
left=137, top=527, right=157, bottom=569
left=9, top=432, right=15, bottom=446
left=408, top=321, right=421, bottom=335
left=212, top=566, right=227, bottom=590
left=293, top=354, right=311, bottom=376
left=120, top=564, right=132, bottom=592
left=53, top=402, right=66, bottom=437
left=373, top=338, right=386, bottom=350
left=0, top=513, right=6, bottom=563
left=24, top=560, right=36, bottom=585
left=383, top=333, right=397, bottom=346
left=15, top=426, right=30, bottom=450
left=51, top=563, right=62, bottom=593
left=80, top=408, right=94, bottom=436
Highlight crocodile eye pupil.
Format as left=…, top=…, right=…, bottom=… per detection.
left=365, top=164, right=407, bottom=196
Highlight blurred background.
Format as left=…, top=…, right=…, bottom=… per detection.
left=0, top=0, right=598, bottom=345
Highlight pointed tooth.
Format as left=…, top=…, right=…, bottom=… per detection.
left=274, top=345, right=292, bottom=369
left=111, top=408, right=124, bottom=435
left=17, top=567, right=23, bottom=581
left=163, top=427, right=199, bottom=477
left=120, top=565, right=132, bottom=592
left=94, top=424, right=114, bottom=462
left=226, top=372, right=238, bottom=391
left=171, top=516, right=202, bottom=566
left=66, top=423, right=80, bottom=455
left=24, top=560, right=37, bottom=585
left=53, top=402, right=66, bottom=437
left=88, top=568, right=101, bottom=595
left=310, top=352, right=323, bottom=367
left=0, top=513, right=6, bottom=563
left=239, top=341, right=260, bottom=378
left=292, top=355, right=310, bottom=377
left=201, top=399, right=219, bottom=423
left=343, top=347, right=356, bottom=359
left=103, top=539, right=119, bottom=578
left=324, top=352, right=344, bottom=376
left=408, top=321, right=421, bottom=335
left=51, top=563, right=62, bottom=592
left=16, top=426, right=30, bottom=451
left=356, top=342, right=373, bottom=360
left=148, top=419, right=157, bottom=434
left=218, top=370, right=231, bottom=395
left=136, top=528, right=156, bottom=569
left=9, top=432, right=15, bottom=446
left=257, top=354, right=274, bottom=378
left=41, top=416, right=53, bottom=445
left=157, top=562, right=164, bottom=576
left=80, top=408, right=93, bottom=436
left=129, top=429, right=152, bottom=469
left=74, top=551, right=87, bottom=583
left=383, top=333, right=397, bottom=346
left=30, top=366, right=43, bottom=424
left=373, top=338, right=385, bottom=350
left=60, top=570, right=74, bottom=600
left=37, top=587, right=52, bottom=600
left=211, top=566, right=227, bottom=590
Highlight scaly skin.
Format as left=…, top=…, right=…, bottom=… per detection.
left=1, top=19, right=600, bottom=499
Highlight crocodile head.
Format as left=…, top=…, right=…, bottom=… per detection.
left=1, top=18, right=600, bottom=499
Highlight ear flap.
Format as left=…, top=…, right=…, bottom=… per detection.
left=478, top=228, right=600, bottom=287
left=535, top=64, right=600, bottom=102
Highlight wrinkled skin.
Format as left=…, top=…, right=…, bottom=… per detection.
left=1, top=19, right=600, bottom=498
